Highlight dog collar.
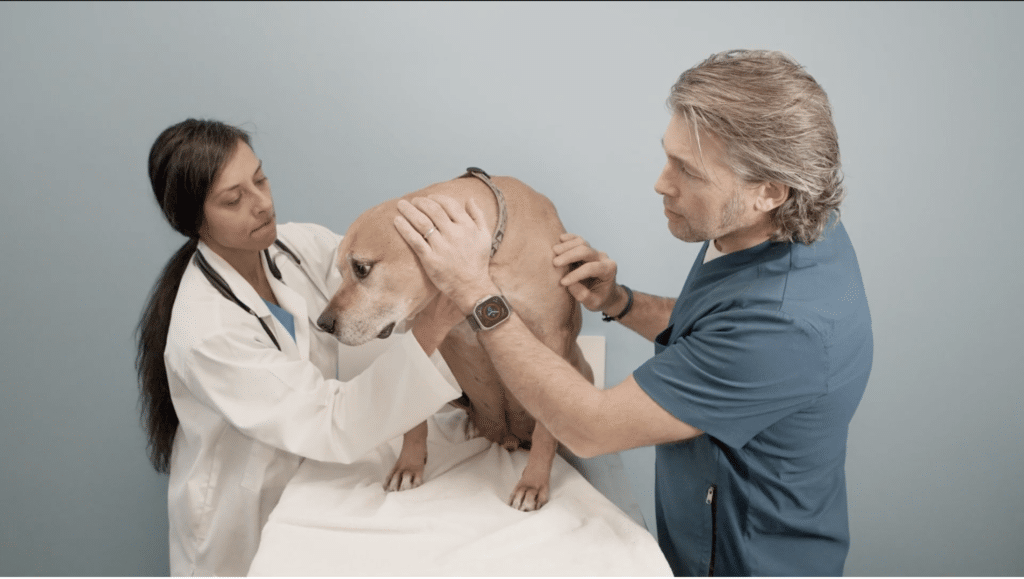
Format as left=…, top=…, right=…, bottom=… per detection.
left=463, top=167, right=507, bottom=258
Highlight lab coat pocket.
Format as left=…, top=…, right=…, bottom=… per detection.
left=241, top=440, right=276, bottom=493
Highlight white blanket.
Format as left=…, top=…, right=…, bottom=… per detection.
left=248, top=406, right=671, bottom=576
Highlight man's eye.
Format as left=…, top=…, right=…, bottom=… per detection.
left=681, top=166, right=702, bottom=181
left=353, top=263, right=372, bottom=279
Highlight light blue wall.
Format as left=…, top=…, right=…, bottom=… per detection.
left=2, top=1, right=1021, bottom=575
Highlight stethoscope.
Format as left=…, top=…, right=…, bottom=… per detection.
left=192, top=239, right=326, bottom=351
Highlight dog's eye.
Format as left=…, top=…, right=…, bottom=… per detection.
left=353, top=262, right=372, bottom=279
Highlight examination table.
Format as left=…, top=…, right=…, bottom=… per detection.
left=247, top=336, right=672, bottom=576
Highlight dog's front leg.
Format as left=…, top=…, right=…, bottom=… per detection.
left=385, top=420, right=428, bottom=492
left=509, top=422, right=558, bottom=511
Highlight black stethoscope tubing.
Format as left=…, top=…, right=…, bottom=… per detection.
left=192, top=239, right=313, bottom=351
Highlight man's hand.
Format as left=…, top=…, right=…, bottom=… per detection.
left=552, top=233, right=627, bottom=315
left=394, top=195, right=499, bottom=314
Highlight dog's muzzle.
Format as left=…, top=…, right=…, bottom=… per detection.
left=316, top=310, right=395, bottom=341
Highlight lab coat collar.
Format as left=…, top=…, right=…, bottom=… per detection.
left=195, top=241, right=272, bottom=317
left=266, top=240, right=334, bottom=334
left=267, top=239, right=335, bottom=306
left=194, top=241, right=308, bottom=359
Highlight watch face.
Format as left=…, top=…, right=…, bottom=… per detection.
left=475, top=296, right=510, bottom=329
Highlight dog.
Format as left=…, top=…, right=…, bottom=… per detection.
left=316, top=168, right=594, bottom=511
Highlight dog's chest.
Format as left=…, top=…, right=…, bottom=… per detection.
left=438, top=323, right=534, bottom=446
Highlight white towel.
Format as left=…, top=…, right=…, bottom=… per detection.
left=248, top=407, right=671, bottom=576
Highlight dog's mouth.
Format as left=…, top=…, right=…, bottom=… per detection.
left=377, top=322, right=396, bottom=339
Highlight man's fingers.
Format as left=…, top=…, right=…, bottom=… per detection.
left=394, top=215, right=432, bottom=256
left=427, top=195, right=463, bottom=223
left=422, top=195, right=488, bottom=237
left=396, top=199, right=437, bottom=237
left=553, top=235, right=588, bottom=254
left=567, top=282, right=611, bottom=313
left=560, top=260, right=608, bottom=287
left=565, top=282, right=591, bottom=303
left=425, top=194, right=475, bottom=226
left=465, top=198, right=488, bottom=230
left=410, top=196, right=455, bottom=232
left=553, top=243, right=597, bottom=267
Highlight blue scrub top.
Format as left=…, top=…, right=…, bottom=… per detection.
left=633, top=220, right=873, bottom=576
left=262, top=299, right=296, bottom=343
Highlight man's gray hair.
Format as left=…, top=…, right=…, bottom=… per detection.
left=668, top=49, right=845, bottom=244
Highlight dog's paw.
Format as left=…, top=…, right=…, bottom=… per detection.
left=384, top=461, right=425, bottom=492
left=508, top=480, right=550, bottom=512
left=387, top=422, right=428, bottom=492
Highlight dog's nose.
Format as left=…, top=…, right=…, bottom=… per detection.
left=316, top=311, right=336, bottom=334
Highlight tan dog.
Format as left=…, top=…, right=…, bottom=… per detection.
left=316, top=169, right=594, bottom=511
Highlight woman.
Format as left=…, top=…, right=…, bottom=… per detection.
left=136, top=119, right=463, bottom=576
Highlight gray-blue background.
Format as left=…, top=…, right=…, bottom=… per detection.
left=2, top=1, right=1021, bottom=575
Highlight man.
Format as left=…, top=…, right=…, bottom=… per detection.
left=395, top=49, right=873, bottom=576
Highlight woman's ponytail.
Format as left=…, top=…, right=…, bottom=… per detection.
left=136, top=118, right=251, bottom=473
left=135, top=237, right=198, bottom=472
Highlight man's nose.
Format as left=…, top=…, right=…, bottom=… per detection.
left=654, top=164, right=673, bottom=197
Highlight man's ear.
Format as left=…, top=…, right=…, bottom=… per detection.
left=754, top=182, right=789, bottom=213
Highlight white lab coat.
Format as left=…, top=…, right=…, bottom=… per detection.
left=163, top=222, right=461, bottom=577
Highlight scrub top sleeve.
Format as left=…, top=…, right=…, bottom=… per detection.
left=634, top=309, right=827, bottom=449
left=184, top=329, right=462, bottom=463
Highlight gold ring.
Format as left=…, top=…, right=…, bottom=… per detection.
left=423, top=226, right=437, bottom=240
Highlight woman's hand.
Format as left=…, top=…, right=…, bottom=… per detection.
left=410, top=293, right=465, bottom=354
left=552, top=233, right=625, bottom=314
left=394, top=195, right=499, bottom=314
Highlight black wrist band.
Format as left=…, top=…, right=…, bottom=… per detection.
left=602, top=284, right=634, bottom=322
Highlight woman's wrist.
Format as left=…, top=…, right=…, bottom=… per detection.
left=411, top=322, right=442, bottom=355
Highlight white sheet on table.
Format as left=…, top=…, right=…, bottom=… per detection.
left=248, top=406, right=671, bottom=576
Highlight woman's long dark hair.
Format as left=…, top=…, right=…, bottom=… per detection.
left=136, top=119, right=251, bottom=473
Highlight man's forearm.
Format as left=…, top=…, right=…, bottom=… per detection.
left=474, top=313, right=607, bottom=457
left=448, top=283, right=674, bottom=456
